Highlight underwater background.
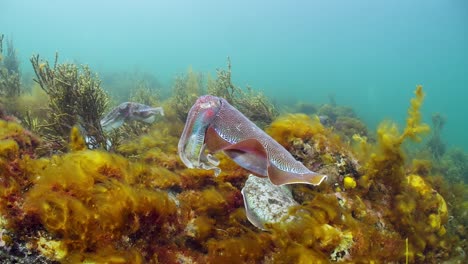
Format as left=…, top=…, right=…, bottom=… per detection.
left=1, top=0, right=468, bottom=263
left=2, top=0, right=468, bottom=151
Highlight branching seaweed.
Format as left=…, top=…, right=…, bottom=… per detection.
left=30, top=54, right=109, bottom=152
left=207, top=57, right=279, bottom=127
left=168, top=58, right=278, bottom=127
left=0, top=34, right=21, bottom=99
left=0, top=73, right=465, bottom=263
left=426, top=113, right=446, bottom=160
left=170, top=67, right=205, bottom=122
left=129, top=79, right=161, bottom=107
left=358, top=85, right=430, bottom=189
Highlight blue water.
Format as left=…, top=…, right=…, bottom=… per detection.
left=2, top=0, right=467, bottom=150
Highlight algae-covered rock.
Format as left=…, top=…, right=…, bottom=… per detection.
left=241, top=174, right=298, bottom=230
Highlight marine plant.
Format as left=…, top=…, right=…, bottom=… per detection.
left=438, top=148, right=468, bottom=183
left=317, top=103, right=356, bottom=123
left=129, top=79, right=162, bottom=107
left=0, top=66, right=466, bottom=264
left=30, top=54, right=109, bottom=152
left=294, top=102, right=318, bottom=115
left=101, top=70, right=163, bottom=103
left=12, top=84, right=49, bottom=134
left=312, top=100, right=371, bottom=143
left=333, top=116, right=369, bottom=142
left=21, top=150, right=178, bottom=262
left=168, top=58, right=278, bottom=128
left=266, top=113, right=358, bottom=183
left=207, top=58, right=278, bottom=128
left=0, top=117, right=42, bottom=263
left=170, top=67, right=205, bottom=122
left=426, top=113, right=446, bottom=160
left=0, top=34, right=21, bottom=101
left=356, top=85, right=430, bottom=189
left=352, top=86, right=455, bottom=261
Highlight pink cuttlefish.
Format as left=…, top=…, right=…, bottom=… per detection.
left=100, top=102, right=164, bottom=132
left=178, top=95, right=327, bottom=186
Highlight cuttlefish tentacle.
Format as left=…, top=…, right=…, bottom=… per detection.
left=178, top=95, right=327, bottom=186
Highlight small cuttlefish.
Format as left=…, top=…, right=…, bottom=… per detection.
left=100, top=102, right=164, bottom=132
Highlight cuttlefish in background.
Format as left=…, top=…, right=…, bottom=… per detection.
left=100, top=102, right=164, bottom=132
left=178, top=95, right=327, bottom=186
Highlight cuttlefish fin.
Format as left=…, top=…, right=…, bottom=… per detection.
left=267, top=164, right=327, bottom=186
left=222, top=138, right=269, bottom=176
left=205, top=128, right=268, bottom=175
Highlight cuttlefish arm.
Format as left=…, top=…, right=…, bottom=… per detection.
left=178, top=95, right=327, bottom=186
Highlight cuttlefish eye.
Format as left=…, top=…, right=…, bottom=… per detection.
left=200, top=102, right=213, bottom=109
left=199, top=98, right=219, bottom=109
left=194, top=96, right=222, bottom=118
left=119, top=103, right=131, bottom=114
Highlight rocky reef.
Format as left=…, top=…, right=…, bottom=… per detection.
left=0, top=82, right=466, bottom=263
left=0, top=44, right=466, bottom=263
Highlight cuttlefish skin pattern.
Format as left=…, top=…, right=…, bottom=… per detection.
left=178, top=95, right=327, bottom=186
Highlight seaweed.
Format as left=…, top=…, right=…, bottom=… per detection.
left=333, top=116, right=369, bottom=142
left=168, top=58, right=278, bottom=128
left=352, top=86, right=455, bottom=262
left=0, top=34, right=21, bottom=101
left=358, top=85, right=430, bottom=189
left=0, top=57, right=466, bottom=264
left=207, top=58, right=279, bottom=128
left=30, top=54, right=109, bottom=152
left=438, top=148, right=468, bottom=183
left=426, top=113, right=447, bottom=160
left=101, top=70, right=163, bottom=103
left=170, top=67, right=205, bottom=123
left=12, top=84, right=49, bottom=134
left=266, top=113, right=358, bottom=185
left=129, top=80, right=162, bottom=107
left=317, top=104, right=356, bottom=123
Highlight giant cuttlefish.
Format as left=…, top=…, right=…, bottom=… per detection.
left=100, top=102, right=164, bottom=132
left=178, top=95, right=327, bottom=186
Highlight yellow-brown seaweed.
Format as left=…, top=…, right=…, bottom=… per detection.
left=0, top=83, right=466, bottom=263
